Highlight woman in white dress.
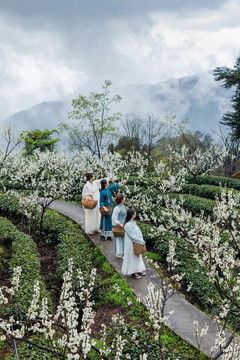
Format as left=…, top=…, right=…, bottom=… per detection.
left=112, top=194, right=127, bottom=258
left=82, top=173, right=112, bottom=234
left=122, top=209, right=146, bottom=279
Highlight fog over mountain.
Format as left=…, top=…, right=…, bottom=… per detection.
left=3, top=71, right=233, bottom=137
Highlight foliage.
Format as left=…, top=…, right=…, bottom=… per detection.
left=167, top=144, right=228, bottom=178
left=181, top=183, right=224, bottom=200
left=62, top=80, right=122, bottom=158
left=103, top=274, right=134, bottom=307
left=0, top=125, right=21, bottom=174
left=6, top=336, right=57, bottom=360
left=20, top=129, right=59, bottom=157
left=173, top=194, right=215, bottom=218
left=0, top=217, right=50, bottom=317
left=213, top=55, right=240, bottom=139
left=186, top=173, right=240, bottom=190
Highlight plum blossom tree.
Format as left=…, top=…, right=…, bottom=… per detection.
left=167, top=144, right=229, bottom=180
left=0, top=258, right=175, bottom=360
left=0, top=125, right=22, bottom=183
left=148, top=189, right=240, bottom=360
left=7, top=150, right=86, bottom=235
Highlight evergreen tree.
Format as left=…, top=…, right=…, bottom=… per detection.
left=21, top=129, right=59, bottom=157
left=213, top=55, right=240, bottom=139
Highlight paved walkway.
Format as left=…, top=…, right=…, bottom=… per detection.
left=49, top=200, right=239, bottom=358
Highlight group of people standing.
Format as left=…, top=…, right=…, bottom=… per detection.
left=82, top=173, right=146, bottom=279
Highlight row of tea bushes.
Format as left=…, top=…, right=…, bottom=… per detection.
left=180, top=183, right=240, bottom=200
left=42, top=211, right=93, bottom=285
left=0, top=217, right=51, bottom=317
left=137, top=221, right=221, bottom=313
left=185, top=174, right=240, bottom=190
left=0, top=193, right=93, bottom=286
left=126, top=184, right=216, bottom=218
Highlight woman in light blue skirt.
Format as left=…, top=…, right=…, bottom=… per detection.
left=112, top=194, right=127, bottom=258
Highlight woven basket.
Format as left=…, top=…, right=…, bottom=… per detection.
left=112, top=225, right=125, bottom=237
left=99, top=206, right=112, bottom=216
left=133, top=242, right=146, bottom=255
left=82, top=198, right=98, bottom=210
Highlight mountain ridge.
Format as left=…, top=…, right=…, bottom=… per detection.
left=2, top=71, right=233, bottom=136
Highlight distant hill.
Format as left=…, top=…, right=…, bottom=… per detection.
left=3, top=100, right=70, bottom=134
left=3, top=71, right=233, bottom=136
left=116, top=71, right=233, bottom=134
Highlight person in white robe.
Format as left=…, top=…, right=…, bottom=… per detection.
left=112, top=194, right=127, bottom=258
left=122, top=208, right=146, bottom=279
left=82, top=173, right=112, bottom=234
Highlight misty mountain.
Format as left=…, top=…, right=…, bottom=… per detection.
left=117, top=71, right=233, bottom=134
left=3, top=71, right=233, bottom=136
left=2, top=100, right=70, bottom=134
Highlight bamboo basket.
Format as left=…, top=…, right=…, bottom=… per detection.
left=133, top=242, right=146, bottom=255
left=99, top=206, right=112, bottom=216
left=81, top=198, right=98, bottom=210
left=112, top=225, right=125, bottom=237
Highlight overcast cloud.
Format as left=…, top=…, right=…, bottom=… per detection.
left=0, top=0, right=240, bottom=123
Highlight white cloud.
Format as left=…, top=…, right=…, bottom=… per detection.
left=0, top=0, right=239, bottom=124
left=0, top=16, right=88, bottom=119
left=110, top=1, right=240, bottom=85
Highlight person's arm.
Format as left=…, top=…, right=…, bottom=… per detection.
left=124, top=222, right=145, bottom=245
left=94, top=176, right=113, bottom=189
left=119, top=179, right=128, bottom=186
left=112, top=207, right=121, bottom=226
left=108, top=183, right=120, bottom=193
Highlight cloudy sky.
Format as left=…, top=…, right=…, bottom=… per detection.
left=0, top=0, right=240, bottom=121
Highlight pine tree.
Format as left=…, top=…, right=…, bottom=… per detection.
left=213, top=55, right=240, bottom=139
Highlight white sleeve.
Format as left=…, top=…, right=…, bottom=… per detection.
left=112, top=206, right=120, bottom=226
left=94, top=177, right=111, bottom=189
left=82, top=183, right=89, bottom=198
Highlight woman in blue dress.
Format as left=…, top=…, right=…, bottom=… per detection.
left=112, top=194, right=127, bottom=258
left=100, top=178, right=127, bottom=240
left=122, top=208, right=146, bottom=279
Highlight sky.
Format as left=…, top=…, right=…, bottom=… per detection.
left=0, top=0, right=240, bottom=121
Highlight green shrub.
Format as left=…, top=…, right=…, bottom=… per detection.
left=0, top=193, right=23, bottom=219
left=0, top=217, right=50, bottom=317
left=6, top=336, right=56, bottom=360
left=173, top=194, right=215, bottom=218
left=41, top=211, right=93, bottom=286
left=181, top=183, right=240, bottom=200
left=186, top=174, right=240, bottom=190
left=102, top=260, right=115, bottom=275
left=103, top=274, right=134, bottom=307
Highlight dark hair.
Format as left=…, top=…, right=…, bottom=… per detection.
left=114, top=193, right=124, bottom=207
left=100, top=179, right=107, bottom=191
left=124, top=208, right=135, bottom=227
left=85, top=172, right=94, bottom=181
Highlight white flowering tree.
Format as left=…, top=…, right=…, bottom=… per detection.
left=123, top=159, right=187, bottom=224
left=167, top=143, right=229, bottom=180
left=6, top=149, right=86, bottom=235
left=0, top=125, right=22, bottom=185
left=5, top=149, right=141, bottom=236
left=0, top=258, right=176, bottom=360
left=149, top=189, right=240, bottom=360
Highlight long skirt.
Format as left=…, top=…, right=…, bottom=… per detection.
left=100, top=214, right=113, bottom=238
left=115, top=236, right=125, bottom=257
left=122, top=234, right=146, bottom=275
left=84, top=206, right=100, bottom=234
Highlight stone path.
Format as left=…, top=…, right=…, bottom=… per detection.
left=49, top=200, right=240, bottom=358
